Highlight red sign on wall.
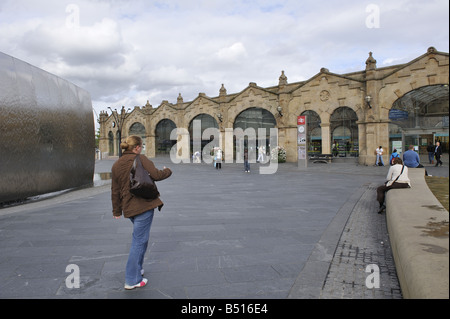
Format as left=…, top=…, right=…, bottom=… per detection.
left=297, top=116, right=306, bottom=125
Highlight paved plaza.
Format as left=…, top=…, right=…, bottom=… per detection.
left=0, top=156, right=447, bottom=300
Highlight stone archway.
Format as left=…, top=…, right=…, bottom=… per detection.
left=155, top=119, right=177, bottom=156
left=233, top=107, right=277, bottom=161
left=301, top=110, right=322, bottom=155
left=330, top=107, right=359, bottom=157
left=389, top=84, right=449, bottom=154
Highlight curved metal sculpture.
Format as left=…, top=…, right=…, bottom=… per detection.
left=0, top=52, right=95, bottom=203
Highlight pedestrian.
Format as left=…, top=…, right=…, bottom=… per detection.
left=389, top=149, right=400, bottom=165
left=375, top=146, right=384, bottom=166
left=111, top=135, right=172, bottom=290
left=376, top=157, right=410, bottom=214
left=215, top=148, right=222, bottom=169
left=403, top=145, right=428, bottom=175
left=257, top=145, right=265, bottom=163
left=244, top=149, right=250, bottom=173
left=427, top=142, right=435, bottom=164
left=332, top=141, right=338, bottom=157
left=193, top=151, right=201, bottom=163
left=434, top=141, right=443, bottom=166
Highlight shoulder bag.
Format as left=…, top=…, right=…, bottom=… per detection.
left=130, top=155, right=159, bottom=199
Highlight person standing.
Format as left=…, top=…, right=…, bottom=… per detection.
left=427, top=142, right=435, bottom=164
left=332, top=141, right=338, bottom=157
left=244, top=149, right=250, bottom=173
left=389, top=149, right=400, bottom=166
left=257, top=145, right=265, bottom=163
left=434, top=141, right=443, bottom=166
left=375, top=146, right=384, bottom=166
left=111, top=135, right=172, bottom=290
left=215, top=148, right=222, bottom=169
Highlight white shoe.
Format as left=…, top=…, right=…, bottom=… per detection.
left=124, top=278, right=148, bottom=290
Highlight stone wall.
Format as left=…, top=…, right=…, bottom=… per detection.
left=99, top=47, right=449, bottom=165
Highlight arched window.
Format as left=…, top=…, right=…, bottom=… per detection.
left=155, top=119, right=176, bottom=155
left=129, top=122, right=146, bottom=136
left=301, top=110, right=321, bottom=155
left=233, top=107, right=277, bottom=160
left=128, top=122, right=146, bottom=150
left=389, top=85, right=449, bottom=154
left=330, top=107, right=358, bottom=157
left=108, top=131, right=114, bottom=156
left=189, top=114, right=219, bottom=155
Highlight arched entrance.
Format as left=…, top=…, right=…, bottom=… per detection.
left=301, top=110, right=321, bottom=155
left=188, top=114, right=219, bottom=157
left=129, top=122, right=146, bottom=151
left=108, top=131, right=114, bottom=156
left=155, top=119, right=176, bottom=156
left=389, top=85, right=449, bottom=155
left=233, top=107, right=277, bottom=160
left=330, top=107, right=359, bottom=157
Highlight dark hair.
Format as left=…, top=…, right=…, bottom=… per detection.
left=393, top=157, right=403, bottom=165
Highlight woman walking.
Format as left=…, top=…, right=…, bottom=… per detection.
left=111, top=136, right=172, bottom=289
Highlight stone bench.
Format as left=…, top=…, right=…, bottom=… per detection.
left=309, top=154, right=332, bottom=164
left=386, top=168, right=449, bottom=299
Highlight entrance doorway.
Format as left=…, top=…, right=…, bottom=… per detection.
left=389, top=85, right=449, bottom=155
left=233, top=107, right=277, bottom=161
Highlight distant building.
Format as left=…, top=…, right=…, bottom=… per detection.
left=98, top=47, right=449, bottom=165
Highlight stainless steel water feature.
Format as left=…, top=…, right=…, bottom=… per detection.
left=0, top=52, right=95, bottom=203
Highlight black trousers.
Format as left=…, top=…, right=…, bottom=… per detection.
left=376, top=182, right=410, bottom=206
left=435, top=154, right=443, bottom=165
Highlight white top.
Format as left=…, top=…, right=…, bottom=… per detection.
left=386, top=164, right=411, bottom=187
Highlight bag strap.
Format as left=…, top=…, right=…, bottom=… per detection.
left=393, top=165, right=404, bottom=183
left=131, top=154, right=140, bottom=174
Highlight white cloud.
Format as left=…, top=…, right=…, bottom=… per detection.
left=216, top=42, right=248, bottom=63
left=0, top=0, right=448, bottom=125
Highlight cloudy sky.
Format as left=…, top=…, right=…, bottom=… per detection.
left=0, top=0, right=448, bottom=124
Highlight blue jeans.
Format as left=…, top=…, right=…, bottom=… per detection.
left=376, top=155, right=384, bottom=166
left=244, top=161, right=250, bottom=171
left=428, top=152, right=434, bottom=163
left=125, top=209, right=154, bottom=286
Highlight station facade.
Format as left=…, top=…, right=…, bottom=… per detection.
left=98, top=47, right=449, bottom=165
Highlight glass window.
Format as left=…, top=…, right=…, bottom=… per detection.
left=189, top=114, right=219, bottom=156
left=233, top=107, right=277, bottom=160
left=155, top=119, right=176, bottom=155
left=330, top=107, right=358, bottom=157
left=301, top=110, right=321, bottom=155
left=389, top=85, right=449, bottom=153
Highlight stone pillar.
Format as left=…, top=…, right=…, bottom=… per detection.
left=98, top=111, right=109, bottom=156
left=223, top=128, right=234, bottom=163
left=282, top=126, right=297, bottom=162
left=146, top=134, right=156, bottom=158
left=357, top=122, right=367, bottom=165
left=321, top=123, right=331, bottom=154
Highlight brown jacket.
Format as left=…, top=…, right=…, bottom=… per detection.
left=111, top=151, right=172, bottom=218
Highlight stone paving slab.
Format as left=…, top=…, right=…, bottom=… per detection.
left=0, top=156, right=447, bottom=300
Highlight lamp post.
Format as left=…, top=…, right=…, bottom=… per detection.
left=107, top=106, right=131, bottom=157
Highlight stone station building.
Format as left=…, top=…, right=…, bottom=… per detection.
left=98, top=47, right=449, bottom=165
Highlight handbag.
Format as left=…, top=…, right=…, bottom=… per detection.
left=130, top=155, right=159, bottom=199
